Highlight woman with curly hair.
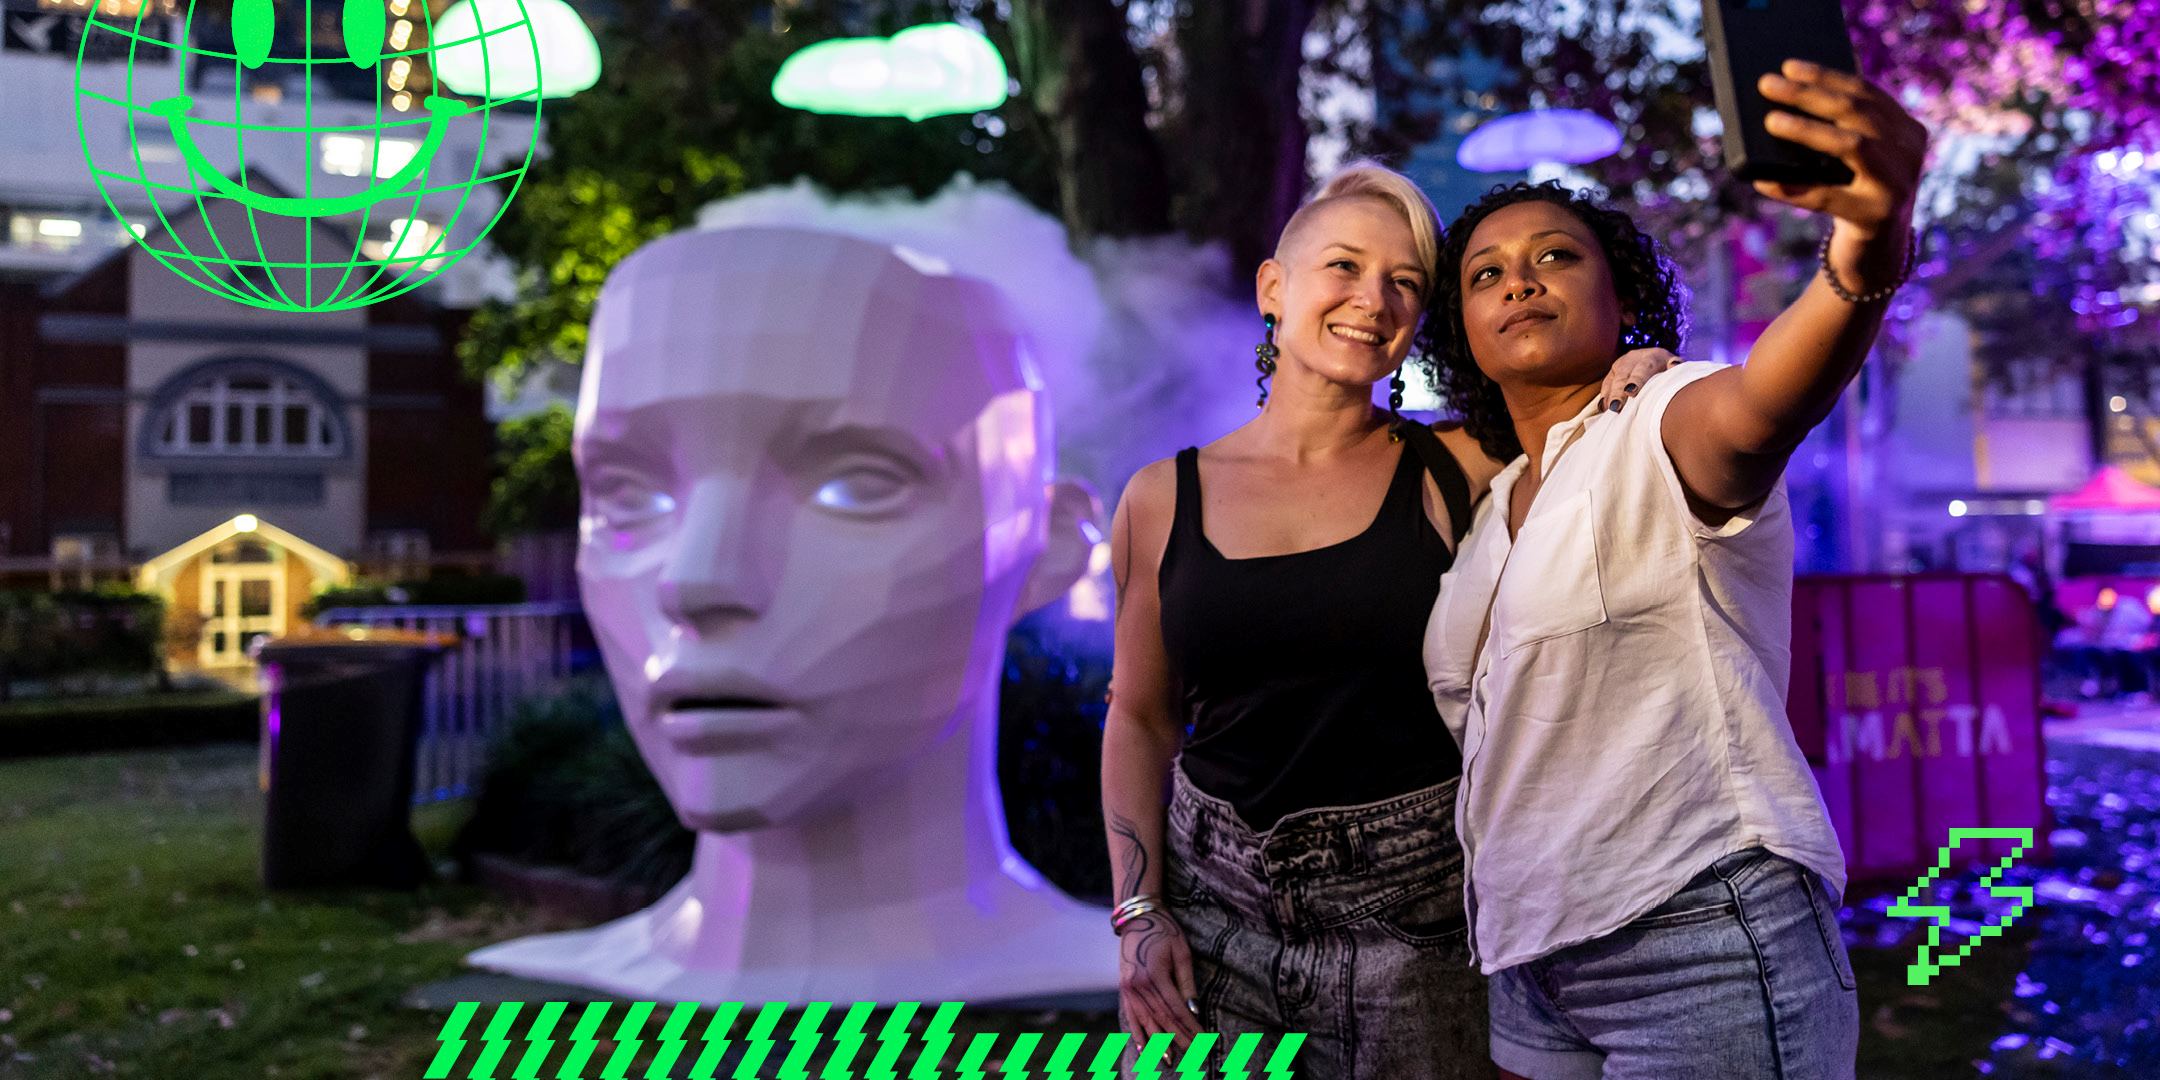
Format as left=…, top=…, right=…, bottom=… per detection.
left=1418, top=62, right=1930, bottom=1079
left=1101, top=160, right=1670, bottom=1080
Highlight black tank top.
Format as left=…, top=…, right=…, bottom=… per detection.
left=1158, top=423, right=1471, bottom=831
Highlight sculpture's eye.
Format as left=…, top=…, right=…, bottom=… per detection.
left=231, top=0, right=273, bottom=69
left=585, top=470, right=676, bottom=530
left=813, top=460, right=919, bottom=517
left=342, top=0, right=386, bottom=68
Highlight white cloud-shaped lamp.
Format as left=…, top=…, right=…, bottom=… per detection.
left=1456, top=108, right=1624, bottom=172
left=772, top=22, right=1008, bottom=121
left=431, top=0, right=601, bottom=101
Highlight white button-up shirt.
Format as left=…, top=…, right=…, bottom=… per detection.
left=1424, top=361, right=1846, bottom=974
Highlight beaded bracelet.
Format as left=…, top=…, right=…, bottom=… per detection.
left=1816, top=226, right=1918, bottom=305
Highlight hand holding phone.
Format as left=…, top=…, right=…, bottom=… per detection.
left=1749, top=60, right=1928, bottom=244
left=1702, top=0, right=1861, bottom=185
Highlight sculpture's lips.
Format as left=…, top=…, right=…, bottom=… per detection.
left=657, top=704, right=801, bottom=754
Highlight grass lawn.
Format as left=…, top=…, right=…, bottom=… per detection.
left=0, top=690, right=252, bottom=719
left=0, top=743, right=2055, bottom=1079
left=0, top=743, right=571, bottom=1080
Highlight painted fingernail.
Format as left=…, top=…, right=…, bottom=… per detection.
left=1187, top=998, right=1199, bottom=1014
left=1623, top=382, right=1638, bottom=394
left=1609, top=400, right=1623, bottom=413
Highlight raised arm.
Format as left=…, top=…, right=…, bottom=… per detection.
left=1664, top=59, right=1930, bottom=510
left=1100, top=458, right=1200, bottom=1053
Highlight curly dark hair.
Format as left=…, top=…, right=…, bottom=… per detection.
left=1417, top=181, right=1690, bottom=462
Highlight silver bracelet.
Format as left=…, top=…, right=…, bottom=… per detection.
left=1112, top=902, right=1162, bottom=934
left=1816, top=226, right=1917, bottom=304
left=1111, top=893, right=1162, bottom=934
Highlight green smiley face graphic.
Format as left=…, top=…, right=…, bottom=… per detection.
left=74, top=0, right=549, bottom=311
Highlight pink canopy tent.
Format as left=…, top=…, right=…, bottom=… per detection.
left=2049, top=466, right=2160, bottom=513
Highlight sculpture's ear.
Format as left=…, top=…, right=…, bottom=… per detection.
left=1016, top=479, right=1104, bottom=617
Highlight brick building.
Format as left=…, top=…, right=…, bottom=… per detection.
left=0, top=194, right=493, bottom=671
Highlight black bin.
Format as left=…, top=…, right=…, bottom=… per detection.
left=257, top=629, right=450, bottom=889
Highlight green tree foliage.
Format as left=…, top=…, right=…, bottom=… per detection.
left=0, top=589, right=166, bottom=688
left=458, top=0, right=1057, bottom=385
left=483, top=403, right=579, bottom=536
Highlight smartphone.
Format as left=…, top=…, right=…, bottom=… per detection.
left=1702, top=0, right=1860, bottom=186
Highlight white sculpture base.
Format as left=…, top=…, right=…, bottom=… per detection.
left=467, top=696, right=1119, bottom=1004
left=467, top=870, right=1115, bottom=1004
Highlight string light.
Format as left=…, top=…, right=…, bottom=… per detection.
left=389, top=18, right=412, bottom=52
left=391, top=91, right=413, bottom=111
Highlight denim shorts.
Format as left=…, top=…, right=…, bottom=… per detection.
left=1132, top=760, right=1488, bottom=1080
left=1487, top=846, right=1860, bottom=1080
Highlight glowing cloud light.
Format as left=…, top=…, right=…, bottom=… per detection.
left=772, top=22, right=1009, bottom=121
left=1456, top=108, right=1624, bottom=172
left=431, top=0, right=600, bottom=101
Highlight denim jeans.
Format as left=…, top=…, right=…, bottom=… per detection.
left=1129, top=760, right=1489, bottom=1080
left=1487, top=846, right=1860, bottom=1079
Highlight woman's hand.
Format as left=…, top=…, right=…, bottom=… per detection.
left=1753, top=59, right=1930, bottom=290
left=1118, top=910, right=1201, bottom=1063
left=1596, top=347, right=1682, bottom=414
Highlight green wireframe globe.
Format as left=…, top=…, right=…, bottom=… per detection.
left=74, top=0, right=546, bottom=312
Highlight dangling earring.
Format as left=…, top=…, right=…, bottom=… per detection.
left=1387, top=366, right=1407, bottom=441
left=1254, top=314, right=1279, bottom=408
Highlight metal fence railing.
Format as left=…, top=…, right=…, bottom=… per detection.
left=313, top=603, right=593, bottom=803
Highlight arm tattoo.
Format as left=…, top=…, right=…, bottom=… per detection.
left=1108, top=811, right=1149, bottom=901
left=1125, top=912, right=1172, bottom=967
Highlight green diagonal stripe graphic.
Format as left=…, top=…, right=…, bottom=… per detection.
left=428, top=1002, right=1309, bottom=1078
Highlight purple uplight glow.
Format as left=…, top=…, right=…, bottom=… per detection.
left=259, top=662, right=282, bottom=794
left=1456, top=108, right=1624, bottom=172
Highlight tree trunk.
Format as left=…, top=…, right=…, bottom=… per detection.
left=1008, top=0, right=1174, bottom=243
left=1173, top=0, right=1323, bottom=284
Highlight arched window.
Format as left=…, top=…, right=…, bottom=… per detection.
left=142, top=357, right=349, bottom=460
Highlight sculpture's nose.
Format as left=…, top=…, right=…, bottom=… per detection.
left=654, top=476, right=780, bottom=629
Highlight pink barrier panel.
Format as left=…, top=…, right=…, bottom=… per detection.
left=1788, top=574, right=2052, bottom=884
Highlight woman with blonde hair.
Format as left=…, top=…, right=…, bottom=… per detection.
left=1101, top=160, right=1670, bottom=1079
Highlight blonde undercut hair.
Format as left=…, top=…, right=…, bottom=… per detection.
left=1277, top=159, right=1443, bottom=297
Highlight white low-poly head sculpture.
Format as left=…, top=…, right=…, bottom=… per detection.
left=466, top=225, right=1117, bottom=1003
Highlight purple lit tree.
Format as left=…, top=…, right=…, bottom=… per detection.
left=1408, top=0, right=2160, bottom=383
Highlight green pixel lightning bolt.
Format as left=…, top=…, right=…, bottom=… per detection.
left=1264, top=1034, right=1305, bottom=1079
left=953, top=1030, right=1001, bottom=1080
left=472, top=1000, right=524, bottom=1079
left=649, top=1002, right=699, bottom=1079
left=519, top=1002, right=568, bottom=1080
left=740, top=1001, right=789, bottom=1078
left=427, top=1001, right=479, bottom=1079
left=1888, top=827, right=2037, bottom=987
left=689, top=1002, right=743, bottom=1080
left=868, top=1002, right=918, bottom=1080
left=601, top=1001, right=655, bottom=1079
left=825, top=1001, right=875, bottom=1079
left=780, top=1002, right=829, bottom=1080
left=560, top=1002, right=612, bottom=1079
left=423, top=1001, right=1307, bottom=1078
left=912, top=1003, right=962, bottom=1079
left=1002, top=1030, right=1043, bottom=1078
